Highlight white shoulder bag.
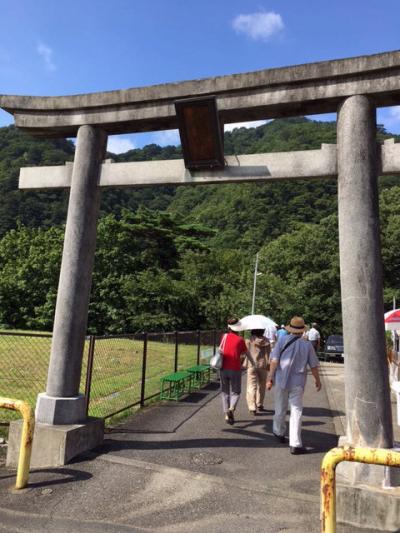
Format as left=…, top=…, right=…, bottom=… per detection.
left=210, top=334, right=227, bottom=370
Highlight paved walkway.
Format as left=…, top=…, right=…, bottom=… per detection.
left=0, top=363, right=392, bottom=532
left=322, top=362, right=400, bottom=443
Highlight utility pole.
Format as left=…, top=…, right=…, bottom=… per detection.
left=251, top=252, right=259, bottom=314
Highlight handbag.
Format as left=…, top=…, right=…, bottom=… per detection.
left=210, top=334, right=227, bottom=370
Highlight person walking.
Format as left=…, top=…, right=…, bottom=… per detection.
left=386, top=334, right=400, bottom=384
left=266, top=316, right=322, bottom=454
left=245, top=329, right=271, bottom=415
left=307, top=322, right=321, bottom=351
left=277, top=324, right=289, bottom=340
left=219, top=318, right=248, bottom=425
left=263, top=322, right=277, bottom=348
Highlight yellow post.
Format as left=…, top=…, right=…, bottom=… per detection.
left=0, top=397, right=35, bottom=489
left=320, top=447, right=345, bottom=533
left=321, top=446, right=400, bottom=533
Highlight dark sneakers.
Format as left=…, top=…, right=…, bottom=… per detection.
left=257, top=406, right=267, bottom=412
left=272, top=434, right=306, bottom=453
left=225, top=410, right=234, bottom=425
left=290, top=446, right=307, bottom=455
left=273, top=432, right=286, bottom=444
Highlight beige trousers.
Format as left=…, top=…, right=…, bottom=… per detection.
left=246, top=367, right=267, bottom=411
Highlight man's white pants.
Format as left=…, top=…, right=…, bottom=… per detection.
left=273, top=385, right=304, bottom=448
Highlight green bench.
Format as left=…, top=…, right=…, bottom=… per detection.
left=160, top=371, right=192, bottom=401
left=186, top=364, right=211, bottom=389
left=159, top=364, right=211, bottom=400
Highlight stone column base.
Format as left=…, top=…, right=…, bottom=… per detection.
left=336, top=437, right=400, bottom=531
left=337, top=481, right=400, bottom=532
left=6, top=417, right=104, bottom=468
left=35, top=392, right=86, bottom=424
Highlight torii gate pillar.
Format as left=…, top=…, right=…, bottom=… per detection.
left=36, top=125, right=107, bottom=425
left=337, top=95, right=394, bottom=485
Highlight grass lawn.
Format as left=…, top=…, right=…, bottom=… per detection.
left=0, top=331, right=215, bottom=424
left=0, top=332, right=52, bottom=423
left=87, top=335, right=214, bottom=418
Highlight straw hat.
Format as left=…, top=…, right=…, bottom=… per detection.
left=286, top=316, right=306, bottom=334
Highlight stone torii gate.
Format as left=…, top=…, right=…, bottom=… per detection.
left=2, top=50, right=400, bottom=523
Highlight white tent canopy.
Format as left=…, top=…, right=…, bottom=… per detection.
left=384, top=309, right=400, bottom=331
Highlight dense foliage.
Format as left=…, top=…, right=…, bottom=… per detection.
left=0, top=118, right=399, bottom=335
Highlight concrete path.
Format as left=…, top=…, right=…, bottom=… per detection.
left=0, top=364, right=389, bottom=532
left=323, top=362, right=400, bottom=442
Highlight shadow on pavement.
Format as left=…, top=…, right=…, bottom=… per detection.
left=98, top=425, right=337, bottom=455
left=28, top=468, right=92, bottom=488
left=0, top=467, right=92, bottom=488
left=303, top=406, right=344, bottom=417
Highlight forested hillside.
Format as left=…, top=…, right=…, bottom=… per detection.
left=0, top=118, right=399, bottom=335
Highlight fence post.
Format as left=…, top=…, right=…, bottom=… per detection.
left=84, top=335, right=95, bottom=416
left=213, top=329, right=217, bottom=355
left=197, top=330, right=201, bottom=365
left=140, top=332, right=148, bottom=407
left=174, top=331, right=179, bottom=372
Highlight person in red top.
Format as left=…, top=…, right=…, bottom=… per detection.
left=219, top=318, right=248, bottom=425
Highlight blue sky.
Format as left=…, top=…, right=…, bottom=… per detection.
left=1, top=0, right=400, bottom=152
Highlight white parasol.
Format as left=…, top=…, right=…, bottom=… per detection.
left=229, top=314, right=277, bottom=332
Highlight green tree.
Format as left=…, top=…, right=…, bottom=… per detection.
left=86, top=209, right=216, bottom=333
left=0, top=225, right=63, bottom=329
left=380, top=186, right=400, bottom=307
left=253, top=214, right=341, bottom=334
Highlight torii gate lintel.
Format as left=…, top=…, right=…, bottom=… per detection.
left=18, top=139, right=400, bottom=191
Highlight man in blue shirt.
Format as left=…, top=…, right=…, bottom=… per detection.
left=267, top=316, right=321, bottom=454
left=276, top=324, right=289, bottom=339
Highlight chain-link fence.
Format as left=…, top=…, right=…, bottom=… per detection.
left=0, top=332, right=52, bottom=422
left=0, top=329, right=224, bottom=424
left=0, top=332, right=92, bottom=424
left=85, top=334, right=144, bottom=419
left=143, top=332, right=177, bottom=402
left=86, top=329, right=225, bottom=419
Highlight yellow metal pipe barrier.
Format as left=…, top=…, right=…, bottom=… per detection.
left=321, top=445, right=400, bottom=533
left=0, top=397, right=35, bottom=489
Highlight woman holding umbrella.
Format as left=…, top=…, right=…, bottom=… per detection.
left=245, top=329, right=271, bottom=414
left=228, top=314, right=275, bottom=415
left=228, top=315, right=276, bottom=415
left=237, top=315, right=275, bottom=414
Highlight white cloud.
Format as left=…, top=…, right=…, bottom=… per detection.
left=107, top=136, right=136, bottom=154
left=152, top=129, right=181, bottom=147
left=232, top=11, right=284, bottom=41
left=224, top=120, right=268, bottom=132
left=37, top=42, right=56, bottom=71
